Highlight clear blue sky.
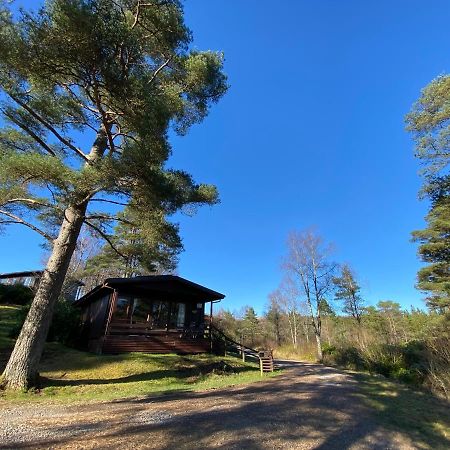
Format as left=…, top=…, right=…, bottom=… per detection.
left=2, top=0, right=450, bottom=314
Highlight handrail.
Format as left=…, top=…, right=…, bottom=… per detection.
left=210, top=323, right=259, bottom=357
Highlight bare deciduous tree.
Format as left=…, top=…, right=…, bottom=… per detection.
left=269, top=279, right=301, bottom=349
left=283, top=228, right=337, bottom=361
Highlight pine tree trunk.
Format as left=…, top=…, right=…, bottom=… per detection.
left=2, top=203, right=87, bottom=389
left=315, top=333, right=323, bottom=362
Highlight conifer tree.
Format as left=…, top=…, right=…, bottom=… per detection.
left=407, top=76, right=450, bottom=311
left=333, top=264, right=364, bottom=323
left=241, top=306, right=259, bottom=347
left=0, top=0, right=227, bottom=389
left=412, top=193, right=450, bottom=311
left=83, top=206, right=182, bottom=280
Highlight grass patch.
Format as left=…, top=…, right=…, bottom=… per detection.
left=1, top=344, right=276, bottom=404
left=273, top=343, right=318, bottom=362
left=0, top=304, right=20, bottom=351
left=0, top=304, right=278, bottom=404
left=353, top=372, right=450, bottom=448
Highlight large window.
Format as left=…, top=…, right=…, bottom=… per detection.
left=112, top=296, right=189, bottom=330
left=168, top=303, right=186, bottom=329
left=131, top=298, right=150, bottom=323
left=151, top=301, right=169, bottom=329
left=114, top=296, right=131, bottom=320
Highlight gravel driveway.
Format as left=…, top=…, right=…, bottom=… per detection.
left=0, top=361, right=418, bottom=449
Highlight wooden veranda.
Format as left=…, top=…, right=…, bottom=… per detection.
left=74, top=275, right=224, bottom=354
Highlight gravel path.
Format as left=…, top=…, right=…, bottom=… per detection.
left=0, top=361, right=417, bottom=449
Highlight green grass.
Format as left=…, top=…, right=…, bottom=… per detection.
left=273, top=343, right=318, bottom=362
left=1, top=344, right=276, bottom=404
left=0, top=304, right=20, bottom=350
left=354, top=372, right=450, bottom=449
left=0, top=304, right=278, bottom=404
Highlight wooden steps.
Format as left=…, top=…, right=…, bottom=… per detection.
left=102, top=334, right=210, bottom=354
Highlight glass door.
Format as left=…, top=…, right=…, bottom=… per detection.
left=150, top=301, right=169, bottom=330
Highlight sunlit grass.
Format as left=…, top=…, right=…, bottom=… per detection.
left=0, top=304, right=279, bottom=404
left=354, top=373, right=450, bottom=449
left=0, top=304, right=20, bottom=350
left=1, top=344, right=278, bottom=404
left=273, top=343, right=318, bottom=362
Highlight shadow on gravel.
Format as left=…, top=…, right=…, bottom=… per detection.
left=3, top=362, right=449, bottom=449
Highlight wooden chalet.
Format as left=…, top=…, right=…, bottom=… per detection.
left=0, top=270, right=43, bottom=289
left=0, top=269, right=84, bottom=301
left=74, top=275, right=225, bottom=354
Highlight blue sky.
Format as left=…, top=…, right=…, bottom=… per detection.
left=2, top=0, right=450, bottom=314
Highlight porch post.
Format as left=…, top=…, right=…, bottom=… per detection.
left=166, top=302, right=172, bottom=332
left=209, top=301, right=213, bottom=352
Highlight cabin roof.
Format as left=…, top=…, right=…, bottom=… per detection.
left=74, top=275, right=225, bottom=307
left=0, top=270, right=43, bottom=279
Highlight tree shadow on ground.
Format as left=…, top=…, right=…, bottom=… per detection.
left=351, top=372, right=450, bottom=449
left=3, top=363, right=449, bottom=450
left=40, top=363, right=256, bottom=388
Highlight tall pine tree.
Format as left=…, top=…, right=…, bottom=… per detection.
left=407, top=76, right=450, bottom=311
left=412, top=191, right=450, bottom=311
left=0, top=0, right=227, bottom=389
left=83, top=206, right=182, bottom=280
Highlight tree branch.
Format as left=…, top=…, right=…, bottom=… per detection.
left=8, top=93, right=90, bottom=163
left=84, top=219, right=126, bottom=259
left=148, top=57, right=172, bottom=85
left=90, top=198, right=128, bottom=207
left=2, top=110, right=57, bottom=157
left=1, top=198, right=53, bottom=208
left=85, top=213, right=134, bottom=226
left=0, top=209, right=53, bottom=241
left=131, top=0, right=142, bottom=29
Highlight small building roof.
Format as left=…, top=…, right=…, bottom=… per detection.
left=0, top=270, right=84, bottom=286
left=74, top=275, right=225, bottom=307
left=0, top=270, right=43, bottom=279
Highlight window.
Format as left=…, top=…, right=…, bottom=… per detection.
left=114, top=296, right=131, bottom=320
left=151, top=301, right=169, bottom=329
left=167, top=303, right=186, bottom=329
left=131, top=298, right=151, bottom=323
left=176, top=303, right=186, bottom=328
left=190, top=303, right=204, bottom=327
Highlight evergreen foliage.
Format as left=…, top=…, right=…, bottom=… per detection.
left=241, top=306, right=259, bottom=347
left=0, top=284, right=34, bottom=305
left=0, top=0, right=227, bottom=389
left=82, top=206, right=182, bottom=281
left=0, top=0, right=227, bottom=248
left=407, top=75, right=450, bottom=311
left=333, top=264, right=364, bottom=323
left=412, top=195, right=450, bottom=311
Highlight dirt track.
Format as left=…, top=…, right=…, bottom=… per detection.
left=0, top=362, right=418, bottom=449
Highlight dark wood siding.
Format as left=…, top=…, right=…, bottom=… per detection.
left=84, top=294, right=110, bottom=340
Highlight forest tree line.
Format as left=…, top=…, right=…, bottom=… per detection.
left=0, top=0, right=449, bottom=397
left=214, top=228, right=450, bottom=400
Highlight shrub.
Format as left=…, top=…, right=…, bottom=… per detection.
left=0, top=284, right=34, bottom=305
left=325, top=342, right=426, bottom=385
left=9, top=299, right=81, bottom=347
left=321, top=343, right=336, bottom=355
left=425, top=334, right=450, bottom=399
left=366, top=343, right=425, bottom=384
left=326, top=345, right=366, bottom=370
